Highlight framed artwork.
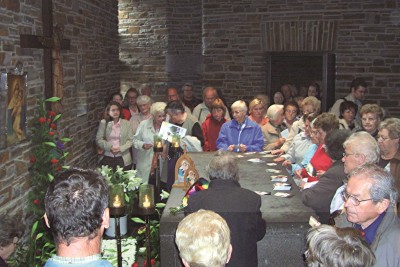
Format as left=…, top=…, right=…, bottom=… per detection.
left=0, top=72, right=27, bottom=148
left=173, top=149, right=199, bottom=190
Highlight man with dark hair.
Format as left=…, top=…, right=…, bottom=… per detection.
left=185, top=151, right=266, bottom=267
left=165, top=87, right=192, bottom=114
left=330, top=77, right=367, bottom=122
left=44, top=168, right=112, bottom=267
left=181, top=83, right=201, bottom=112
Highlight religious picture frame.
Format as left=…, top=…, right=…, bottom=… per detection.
left=0, top=72, right=28, bottom=148
left=173, top=149, right=198, bottom=190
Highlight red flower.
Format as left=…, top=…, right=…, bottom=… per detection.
left=47, top=118, right=51, bottom=123
left=30, top=156, right=36, bottom=163
left=39, top=117, right=46, bottom=123
left=33, top=199, right=40, bottom=206
left=48, top=111, right=56, bottom=117
left=49, top=131, right=55, bottom=136
left=151, top=259, right=157, bottom=266
left=56, top=166, right=62, bottom=171
left=50, top=159, right=59, bottom=164
left=50, top=123, right=57, bottom=129
left=131, top=263, right=139, bottom=267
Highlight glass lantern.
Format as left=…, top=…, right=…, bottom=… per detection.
left=109, top=184, right=125, bottom=217
left=153, top=134, right=163, bottom=152
left=138, top=184, right=155, bottom=215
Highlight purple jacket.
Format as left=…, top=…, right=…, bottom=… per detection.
left=216, top=116, right=264, bottom=152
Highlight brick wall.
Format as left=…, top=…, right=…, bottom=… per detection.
left=120, top=0, right=400, bottom=115
left=0, top=0, right=120, bottom=212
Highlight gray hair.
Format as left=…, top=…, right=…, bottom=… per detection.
left=150, top=102, right=167, bottom=116
left=137, top=95, right=152, bottom=105
left=266, top=104, right=284, bottom=121
left=343, top=132, right=379, bottom=164
left=349, top=164, right=398, bottom=206
left=378, top=117, right=400, bottom=139
left=206, top=151, right=239, bottom=181
left=306, top=225, right=375, bottom=267
left=231, top=100, right=248, bottom=113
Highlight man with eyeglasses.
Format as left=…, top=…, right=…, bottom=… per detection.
left=340, top=164, right=400, bottom=267
left=330, top=132, right=380, bottom=219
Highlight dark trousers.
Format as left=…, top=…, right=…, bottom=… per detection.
left=99, top=155, right=131, bottom=171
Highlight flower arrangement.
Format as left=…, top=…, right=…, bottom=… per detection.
left=97, top=165, right=142, bottom=203
left=169, top=178, right=209, bottom=215
left=9, top=97, right=70, bottom=267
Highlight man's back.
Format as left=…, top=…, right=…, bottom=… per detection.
left=185, top=179, right=266, bottom=267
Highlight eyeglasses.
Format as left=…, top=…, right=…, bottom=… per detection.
left=285, top=109, right=297, bottom=114
left=342, top=152, right=357, bottom=157
left=341, top=191, right=372, bottom=206
left=377, top=135, right=391, bottom=142
left=310, top=130, right=320, bottom=136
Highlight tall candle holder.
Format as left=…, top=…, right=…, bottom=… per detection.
left=138, top=184, right=155, bottom=267
left=153, top=135, right=163, bottom=202
left=109, top=185, right=125, bottom=267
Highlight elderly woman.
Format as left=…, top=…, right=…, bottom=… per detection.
left=377, top=117, right=400, bottom=194
left=282, top=101, right=300, bottom=131
left=217, top=100, right=264, bottom=152
left=96, top=101, right=133, bottom=170
left=130, top=95, right=153, bottom=167
left=274, top=96, right=321, bottom=154
left=302, top=129, right=351, bottom=223
left=130, top=95, right=153, bottom=133
left=305, top=225, right=375, bottom=267
left=359, top=103, right=383, bottom=138
left=133, top=102, right=167, bottom=185
left=248, top=98, right=269, bottom=126
left=295, top=113, right=339, bottom=185
left=338, top=100, right=360, bottom=131
left=201, top=98, right=228, bottom=151
left=262, top=104, right=285, bottom=150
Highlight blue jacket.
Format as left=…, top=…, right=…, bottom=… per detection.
left=216, top=117, right=264, bottom=152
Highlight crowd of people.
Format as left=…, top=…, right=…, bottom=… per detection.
left=19, top=78, right=396, bottom=267
left=92, top=78, right=400, bottom=266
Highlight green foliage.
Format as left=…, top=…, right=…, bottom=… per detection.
left=131, top=204, right=165, bottom=263
left=9, top=97, right=70, bottom=267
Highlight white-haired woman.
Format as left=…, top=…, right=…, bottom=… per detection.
left=261, top=104, right=285, bottom=150
left=133, top=102, right=167, bottom=185
left=216, top=100, right=264, bottom=152
left=130, top=95, right=153, bottom=167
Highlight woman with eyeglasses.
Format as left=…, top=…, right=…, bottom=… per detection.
left=282, top=101, right=300, bottom=131
left=377, top=118, right=400, bottom=195
left=294, top=113, right=339, bottom=187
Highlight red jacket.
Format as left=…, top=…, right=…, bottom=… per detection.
left=300, top=144, right=332, bottom=182
left=201, top=114, right=227, bottom=151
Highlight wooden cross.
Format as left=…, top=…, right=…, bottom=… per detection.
left=20, top=0, right=70, bottom=112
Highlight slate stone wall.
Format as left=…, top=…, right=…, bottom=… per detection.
left=119, top=0, right=400, bottom=115
left=0, top=0, right=120, bottom=212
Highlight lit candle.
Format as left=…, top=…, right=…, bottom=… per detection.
left=156, top=141, right=162, bottom=148
left=143, top=195, right=151, bottom=208
left=113, top=195, right=122, bottom=208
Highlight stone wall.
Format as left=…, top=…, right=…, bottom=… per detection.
left=0, top=0, right=120, bottom=212
left=119, top=0, right=400, bottom=116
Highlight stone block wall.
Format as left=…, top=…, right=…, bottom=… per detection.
left=0, top=0, right=120, bottom=212
left=120, top=0, right=400, bottom=116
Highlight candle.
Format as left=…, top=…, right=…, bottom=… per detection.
left=156, top=141, right=162, bottom=148
left=143, top=195, right=151, bottom=208
left=113, top=195, right=122, bottom=208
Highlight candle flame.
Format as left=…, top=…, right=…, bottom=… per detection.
left=113, top=195, right=122, bottom=208
left=143, top=195, right=151, bottom=208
